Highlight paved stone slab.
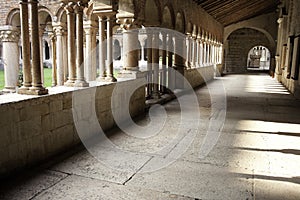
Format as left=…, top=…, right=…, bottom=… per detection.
left=34, top=175, right=193, bottom=200
left=0, top=170, right=68, bottom=200
left=127, top=159, right=253, bottom=200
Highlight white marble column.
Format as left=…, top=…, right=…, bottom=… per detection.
left=49, top=32, right=57, bottom=86
left=0, top=26, right=20, bottom=93
left=106, top=14, right=117, bottom=82
left=53, top=23, right=65, bottom=86
left=39, top=26, right=45, bottom=84
left=84, top=20, right=97, bottom=81
left=97, top=15, right=106, bottom=81
left=64, top=2, right=76, bottom=86
left=167, top=33, right=174, bottom=90
left=152, top=31, right=160, bottom=99
left=74, top=3, right=88, bottom=87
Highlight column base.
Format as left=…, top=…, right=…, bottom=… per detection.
left=96, top=76, right=106, bottom=82
left=74, top=80, right=89, bottom=87
left=18, top=86, right=48, bottom=95
left=64, top=80, right=76, bottom=87
left=2, top=87, right=17, bottom=93
left=105, top=76, right=117, bottom=82
left=118, top=70, right=146, bottom=79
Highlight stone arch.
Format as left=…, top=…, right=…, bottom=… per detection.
left=55, top=7, right=67, bottom=23
left=39, top=7, right=53, bottom=25
left=224, top=28, right=273, bottom=73
left=144, top=0, right=161, bottom=26
left=175, top=11, right=185, bottom=33
left=6, top=8, right=20, bottom=27
left=162, top=5, right=175, bottom=29
left=224, top=26, right=276, bottom=53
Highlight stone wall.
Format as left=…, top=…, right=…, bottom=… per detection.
left=184, top=66, right=215, bottom=88
left=224, top=28, right=271, bottom=73
left=0, top=78, right=145, bottom=176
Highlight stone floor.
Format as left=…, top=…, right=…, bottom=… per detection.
left=1, top=73, right=300, bottom=200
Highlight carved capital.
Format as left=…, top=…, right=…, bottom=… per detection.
left=0, top=27, right=20, bottom=42
left=53, top=24, right=66, bottom=36
left=117, top=17, right=141, bottom=31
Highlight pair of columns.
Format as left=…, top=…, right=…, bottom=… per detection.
left=18, top=0, right=48, bottom=95
left=63, top=1, right=88, bottom=87
left=96, top=14, right=117, bottom=82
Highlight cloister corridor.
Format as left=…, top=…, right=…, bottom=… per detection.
left=1, top=72, right=300, bottom=200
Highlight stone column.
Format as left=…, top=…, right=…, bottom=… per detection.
left=119, top=19, right=139, bottom=72
left=186, top=34, right=191, bottom=68
left=106, top=14, right=117, bottom=82
left=146, top=29, right=153, bottom=97
left=53, top=23, right=65, bottom=86
left=152, top=31, right=160, bottom=99
left=191, top=38, right=196, bottom=68
left=39, top=26, right=45, bottom=84
left=64, top=2, right=76, bottom=86
left=291, top=35, right=300, bottom=80
left=174, top=35, right=185, bottom=89
left=18, top=0, right=32, bottom=91
left=84, top=20, right=97, bottom=81
left=285, top=36, right=294, bottom=78
left=49, top=32, right=57, bottom=86
left=0, top=26, right=20, bottom=93
left=74, top=2, right=88, bottom=87
left=97, top=15, right=106, bottom=81
left=161, top=31, right=167, bottom=93
left=28, top=0, right=47, bottom=94
left=167, top=33, right=174, bottom=90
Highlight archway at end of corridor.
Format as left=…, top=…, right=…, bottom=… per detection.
left=223, top=28, right=275, bottom=74
left=247, top=45, right=271, bottom=71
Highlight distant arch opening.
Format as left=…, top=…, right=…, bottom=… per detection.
left=247, top=46, right=271, bottom=71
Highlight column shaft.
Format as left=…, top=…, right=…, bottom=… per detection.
left=97, top=15, right=106, bottom=80
left=152, top=32, right=160, bottom=99
left=65, top=4, right=76, bottom=86
left=106, top=15, right=117, bottom=82
left=0, top=27, right=20, bottom=93
left=29, top=0, right=47, bottom=94
left=19, top=0, right=32, bottom=90
left=75, top=4, right=88, bottom=87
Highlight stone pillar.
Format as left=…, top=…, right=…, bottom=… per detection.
left=146, top=30, right=153, bottom=97
left=84, top=20, right=97, bottom=81
left=106, top=14, right=117, bottom=82
left=39, top=26, right=45, bottom=84
left=152, top=31, right=160, bottom=99
left=18, top=0, right=32, bottom=91
left=285, top=36, right=294, bottom=78
left=64, top=2, right=76, bottom=86
left=161, top=31, right=167, bottom=93
left=174, top=35, right=185, bottom=89
left=0, top=26, right=20, bottom=93
left=186, top=35, right=191, bottom=68
left=167, top=33, right=174, bottom=90
left=53, top=23, right=65, bottom=86
left=122, top=27, right=139, bottom=71
left=49, top=32, right=57, bottom=86
left=74, top=3, right=88, bottom=87
left=28, top=0, right=47, bottom=94
left=97, top=15, right=106, bottom=81
left=291, top=36, right=300, bottom=80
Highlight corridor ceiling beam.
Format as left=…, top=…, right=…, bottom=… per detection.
left=193, top=0, right=280, bottom=26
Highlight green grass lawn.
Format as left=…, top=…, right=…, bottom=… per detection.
left=0, top=68, right=121, bottom=91
left=0, top=70, right=4, bottom=90
left=0, top=68, right=53, bottom=91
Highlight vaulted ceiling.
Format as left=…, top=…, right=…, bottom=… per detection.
left=193, top=0, right=280, bottom=26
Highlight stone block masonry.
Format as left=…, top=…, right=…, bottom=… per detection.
left=0, top=78, right=146, bottom=176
